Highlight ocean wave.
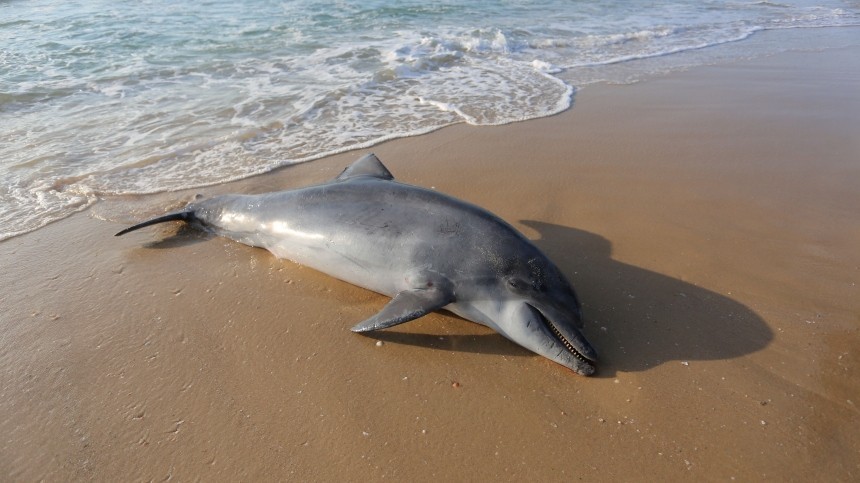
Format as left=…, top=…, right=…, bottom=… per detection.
left=1, top=0, right=858, bottom=241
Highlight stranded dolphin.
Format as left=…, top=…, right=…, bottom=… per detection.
left=116, top=154, right=598, bottom=375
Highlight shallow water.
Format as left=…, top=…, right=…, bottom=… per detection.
left=1, top=0, right=858, bottom=240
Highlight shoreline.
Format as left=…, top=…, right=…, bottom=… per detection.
left=2, top=32, right=859, bottom=480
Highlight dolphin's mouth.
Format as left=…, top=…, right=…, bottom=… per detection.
left=532, top=305, right=596, bottom=372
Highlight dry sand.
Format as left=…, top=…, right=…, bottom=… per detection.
left=2, top=32, right=859, bottom=480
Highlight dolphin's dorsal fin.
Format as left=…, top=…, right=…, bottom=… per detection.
left=336, top=153, right=395, bottom=181
left=350, top=287, right=454, bottom=333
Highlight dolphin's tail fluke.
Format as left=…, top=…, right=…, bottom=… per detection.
left=114, top=211, right=196, bottom=236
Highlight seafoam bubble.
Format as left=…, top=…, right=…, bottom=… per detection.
left=531, top=59, right=563, bottom=74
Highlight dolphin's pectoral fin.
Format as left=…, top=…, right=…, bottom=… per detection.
left=336, top=153, right=395, bottom=181
left=351, top=288, right=453, bottom=332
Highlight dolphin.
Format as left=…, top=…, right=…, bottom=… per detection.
left=116, top=154, right=598, bottom=375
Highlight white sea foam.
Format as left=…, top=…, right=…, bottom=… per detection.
left=1, top=0, right=858, bottom=240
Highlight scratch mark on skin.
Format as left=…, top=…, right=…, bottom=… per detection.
left=440, top=219, right=460, bottom=234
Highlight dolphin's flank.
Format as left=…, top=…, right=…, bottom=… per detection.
left=116, top=153, right=598, bottom=375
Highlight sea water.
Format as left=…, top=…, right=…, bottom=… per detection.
left=2, top=0, right=858, bottom=240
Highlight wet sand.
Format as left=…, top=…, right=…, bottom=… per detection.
left=2, top=35, right=859, bottom=480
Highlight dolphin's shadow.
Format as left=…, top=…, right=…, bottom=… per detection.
left=520, top=220, right=772, bottom=375
left=141, top=225, right=212, bottom=249
left=365, top=222, right=773, bottom=376
left=143, top=219, right=773, bottom=375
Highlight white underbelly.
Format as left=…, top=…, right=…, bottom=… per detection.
left=214, top=208, right=416, bottom=298
left=261, top=235, right=402, bottom=297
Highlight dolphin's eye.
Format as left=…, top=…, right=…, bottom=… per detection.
left=507, top=278, right=527, bottom=291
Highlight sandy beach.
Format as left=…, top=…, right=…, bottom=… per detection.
left=2, top=31, right=859, bottom=480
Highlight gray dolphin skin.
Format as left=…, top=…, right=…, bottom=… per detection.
left=116, top=154, right=598, bottom=375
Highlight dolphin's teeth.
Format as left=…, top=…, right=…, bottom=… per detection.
left=544, top=317, right=590, bottom=364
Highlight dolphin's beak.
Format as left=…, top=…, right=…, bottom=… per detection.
left=523, top=302, right=598, bottom=376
